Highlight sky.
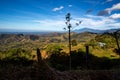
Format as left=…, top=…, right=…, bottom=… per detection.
left=0, top=0, right=120, bottom=31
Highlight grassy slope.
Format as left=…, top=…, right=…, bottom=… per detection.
left=0, top=32, right=119, bottom=60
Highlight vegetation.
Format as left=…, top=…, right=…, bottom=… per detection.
left=0, top=31, right=120, bottom=79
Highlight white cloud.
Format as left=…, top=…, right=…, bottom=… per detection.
left=33, top=15, right=120, bottom=31
left=98, top=3, right=120, bottom=15
left=110, top=13, right=120, bottom=19
left=74, top=15, right=119, bottom=30
left=86, top=15, right=105, bottom=19
left=33, top=19, right=66, bottom=31
left=34, top=19, right=65, bottom=26
left=52, top=6, right=64, bottom=11
left=106, top=3, right=120, bottom=13
left=68, top=5, right=72, bottom=7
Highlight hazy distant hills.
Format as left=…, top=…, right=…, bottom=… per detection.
left=0, top=28, right=120, bottom=34
left=0, top=29, right=54, bottom=34
left=74, top=28, right=120, bottom=33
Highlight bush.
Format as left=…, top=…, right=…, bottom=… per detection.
left=0, top=48, right=33, bottom=60
left=45, top=44, right=63, bottom=56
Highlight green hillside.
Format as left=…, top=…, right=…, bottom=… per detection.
left=0, top=32, right=120, bottom=80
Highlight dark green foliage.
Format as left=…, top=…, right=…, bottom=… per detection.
left=95, top=34, right=114, bottom=47
left=45, top=44, right=63, bottom=56
left=71, top=39, right=77, bottom=46
left=0, top=48, right=33, bottom=60
left=0, top=48, right=34, bottom=67
left=49, top=52, right=69, bottom=71
left=95, top=33, right=120, bottom=49
left=88, top=39, right=97, bottom=48
left=113, top=48, right=120, bottom=56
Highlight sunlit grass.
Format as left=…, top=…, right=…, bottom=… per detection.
left=52, top=43, right=120, bottom=59
left=91, top=48, right=120, bottom=59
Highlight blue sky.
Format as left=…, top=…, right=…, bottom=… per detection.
left=0, top=0, right=120, bottom=31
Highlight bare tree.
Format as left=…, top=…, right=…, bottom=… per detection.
left=65, top=13, right=82, bottom=70
left=65, top=13, right=72, bottom=70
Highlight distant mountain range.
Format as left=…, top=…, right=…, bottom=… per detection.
left=74, top=28, right=120, bottom=33
left=0, top=28, right=120, bottom=34
left=0, top=29, right=56, bottom=34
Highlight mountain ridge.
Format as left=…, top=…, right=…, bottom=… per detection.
left=0, top=28, right=120, bottom=34
left=74, top=28, right=120, bottom=33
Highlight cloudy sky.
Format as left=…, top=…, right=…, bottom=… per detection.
left=0, top=0, right=120, bottom=31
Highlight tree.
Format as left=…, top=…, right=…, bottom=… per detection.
left=71, top=39, right=77, bottom=46
left=113, top=31, right=120, bottom=55
left=65, top=13, right=82, bottom=70
left=45, top=44, right=62, bottom=57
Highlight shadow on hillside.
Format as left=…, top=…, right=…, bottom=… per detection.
left=0, top=57, right=34, bottom=67
left=47, top=49, right=120, bottom=71
left=0, top=48, right=120, bottom=71
left=0, top=49, right=120, bottom=80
